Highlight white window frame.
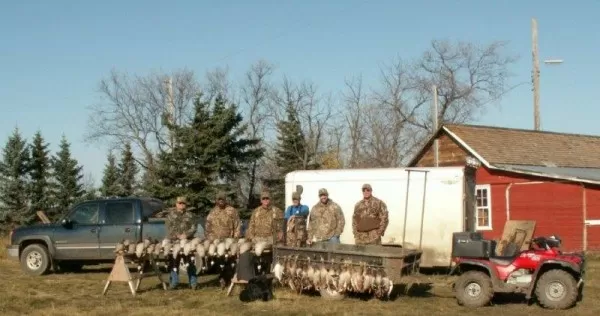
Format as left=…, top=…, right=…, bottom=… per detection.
left=475, top=184, right=492, bottom=231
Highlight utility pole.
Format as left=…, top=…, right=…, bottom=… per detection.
left=532, top=18, right=541, bottom=131
left=432, top=85, right=439, bottom=167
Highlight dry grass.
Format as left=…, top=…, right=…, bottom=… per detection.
left=1, top=237, right=600, bottom=316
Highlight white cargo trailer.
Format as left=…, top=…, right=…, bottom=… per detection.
left=284, top=166, right=476, bottom=268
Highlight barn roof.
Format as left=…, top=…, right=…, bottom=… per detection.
left=408, top=124, right=600, bottom=185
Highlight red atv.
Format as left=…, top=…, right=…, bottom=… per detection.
left=450, top=232, right=585, bottom=309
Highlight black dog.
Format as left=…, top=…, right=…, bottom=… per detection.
left=239, top=275, right=274, bottom=302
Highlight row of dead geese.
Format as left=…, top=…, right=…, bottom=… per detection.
left=271, top=255, right=394, bottom=300
left=114, top=237, right=271, bottom=274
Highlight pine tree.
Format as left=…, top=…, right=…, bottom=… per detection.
left=0, top=127, right=32, bottom=226
left=152, top=94, right=263, bottom=216
left=29, top=131, right=51, bottom=217
left=118, top=142, right=138, bottom=196
left=49, top=135, right=84, bottom=219
left=100, top=151, right=120, bottom=197
left=264, top=105, right=316, bottom=208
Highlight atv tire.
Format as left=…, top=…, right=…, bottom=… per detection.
left=535, top=269, right=578, bottom=310
left=455, top=271, right=494, bottom=308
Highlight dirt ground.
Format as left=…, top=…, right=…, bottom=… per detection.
left=1, top=240, right=599, bottom=316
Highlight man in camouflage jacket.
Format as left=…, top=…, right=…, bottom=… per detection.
left=246, top=191, right=284, bottom=244
left=352, top=184, right=389, bottom=245
left=307, top=188, right=345, bottom=244
left=165, top=196, right=198, bottom=289
left=205, top=192, right=242, bottom=240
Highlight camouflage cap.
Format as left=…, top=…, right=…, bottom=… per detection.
left=318, top=188, right=328, bottom=196
left=261, top=191, right=271, bottom=199
left=176, top=196, right=187, bottom=204
left=362, top=183, right=372, bottom=190
left=292, top=192, right=301, bottom=200
left=216, top=191, right=226, bottom=200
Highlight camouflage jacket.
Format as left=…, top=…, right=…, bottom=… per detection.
left=307, top=200, right=345, bottom=242
left=205, top=205, right=241, bottom=240
left=165, top=209, right=197, bottom=239
left=246, top=205, right=284, bottom=240
left=352, top=196, right=389, bottom=244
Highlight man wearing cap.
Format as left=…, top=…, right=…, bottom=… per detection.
left=307, top=188, right=345, bottom=244
left=246, top=191, right=285, bottom=244
left=284, top=191, right=309, bottom=247
left=205, top=191, right=242, bottom=241
left=165, top=196, right=198, bottom=289
left=352, top=184, right=389, bottom=245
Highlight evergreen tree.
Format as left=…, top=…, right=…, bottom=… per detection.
left=264, top=105, right=316, bottom=208
left=0, top=128, right=31, bottom=226
left=118, top=142, right=138, bottom=196
left=100, top=151, right=120, bottom=197
left=152, top=93, right=263, bottom=216
left=49, top=135, right=84, bottom=219
left=28, top=131, right=51, bottom=217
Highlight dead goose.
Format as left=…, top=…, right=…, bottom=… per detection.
left=135, top=242, right=145, bottom=258
left=190, top=237, right=201, bottom=248
left=114, top=242, right=125, bottom=253
left=207, top=243, right=217, bottom=256
left=216, top=242, right=226, bottom=257
left=183, top=242, right=193, bottom=256
left=254, top=241, right=267, bottom=256
left=229, top=242, right=238, bottom=256
left=224, top=238, right=235, bottom=250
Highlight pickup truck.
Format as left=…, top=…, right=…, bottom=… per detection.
left=5, top=196, right=209, bottom=276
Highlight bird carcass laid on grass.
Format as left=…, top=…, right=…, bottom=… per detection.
left=272, top=243, right=422, bottom=300
left=113, top=237, right=274, bottom=287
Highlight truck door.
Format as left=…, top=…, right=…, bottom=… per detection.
left=53, top=202, right=100, bottom=260
left=98, top=200, right=138, bottom=259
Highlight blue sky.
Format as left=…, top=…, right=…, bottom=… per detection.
left=1, top=1, right=599, bottom=185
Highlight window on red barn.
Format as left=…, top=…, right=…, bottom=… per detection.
left=475, top=184, right=492, bottom=230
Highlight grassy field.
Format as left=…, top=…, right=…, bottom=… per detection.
left=1, top=240, right=599, bottom=316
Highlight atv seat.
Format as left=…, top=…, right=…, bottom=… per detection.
left=489, top=256, right=516, bottom=266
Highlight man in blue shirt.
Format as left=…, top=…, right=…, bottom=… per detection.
left=284, top=192, right=309, bottom=247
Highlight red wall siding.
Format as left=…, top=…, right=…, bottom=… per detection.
left=474, top=167, right=586, bottom=252
left=585, top=188, right=600, bottom=251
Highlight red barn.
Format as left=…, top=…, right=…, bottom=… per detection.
left=408, top=124, right=600, bottom=252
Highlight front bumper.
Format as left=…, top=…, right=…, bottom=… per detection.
left=6, top=245, right=19, bottom=260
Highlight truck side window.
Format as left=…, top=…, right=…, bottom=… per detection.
left=69, top=203, right=99, bottom=225
left=104, top=202, right=135, bottom=225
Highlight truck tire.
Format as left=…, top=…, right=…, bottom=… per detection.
left=20, top=244, right=51, bottom=276
left=535, top=269, right=578, bottom=309
left=454, top=270, right=494, bottom=307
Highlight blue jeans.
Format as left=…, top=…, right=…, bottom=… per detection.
left=169, top=264, right=197, bottom=289
left=326, top=236, right=340, bottom=244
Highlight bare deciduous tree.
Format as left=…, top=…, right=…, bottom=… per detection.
left=342, top=39, right=517, bottom=167
left=85, top=69, right=201, bottom=173
left=237, top=60, right=275, bottom=209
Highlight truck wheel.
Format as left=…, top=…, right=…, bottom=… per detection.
left=454, top=271, right=494, bottom=307
left=535, top=269, right=578, bottom=309
left=20, top=244, right=51, bottom=276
